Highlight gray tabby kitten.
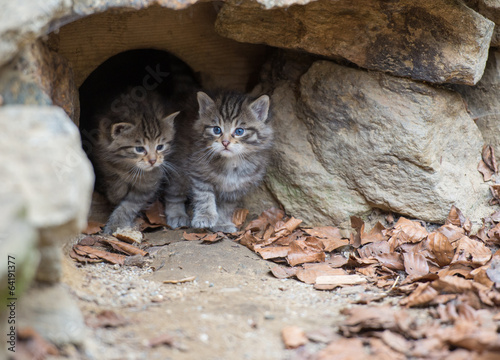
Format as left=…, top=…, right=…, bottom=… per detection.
left=92, top=92, right=179, bottom=233
left=164, top=91, right=272, bottom=233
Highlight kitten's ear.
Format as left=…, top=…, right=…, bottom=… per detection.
left=111, top=122, right=134, bottom=139
left=249, top=95, right=270, bottom=122
left=197, top=91, right=215, bottom=115
left=162, top=111, right=180, bottom=125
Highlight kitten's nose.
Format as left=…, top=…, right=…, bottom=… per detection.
left=149, top=158, right=156, bottom=165
left=222, top=140, right=230, bottom=148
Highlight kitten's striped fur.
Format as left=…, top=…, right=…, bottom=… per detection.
left=164, top=91, right=273, bottom=232
left=91, top=91, right=179, bottom=233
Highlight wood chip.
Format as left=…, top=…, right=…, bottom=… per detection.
left=163, top=276, right=196, bottom=284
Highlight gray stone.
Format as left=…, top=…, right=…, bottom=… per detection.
left=453, top=49, right=500, bottom=164
left=216, top=0, right=494, bottom=85
left=264, top=57, right=491, bottom=226
left=0, top=106, right=94, bottom=281
left=0, top=0, right=72, bottom=68
left=0, top=40, right=79, bottom=122
left=465, top=0, right=500, bottom=47
left=18, top=284, right=87, bottom=346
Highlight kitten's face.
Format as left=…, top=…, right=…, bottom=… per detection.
left=107, top=111, right=179, bottom=171
left=194, top=92, right=272, bottom=159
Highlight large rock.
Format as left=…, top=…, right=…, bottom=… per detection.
left=0, top=0, right=72, bottom=68
left=0, top=106, right=94, bottom=281
left=216, top=0, right=494, bottom=85
left=264, top=56, right=491, bottom=226
left=0, top=40, right=79, bottom=122
left=465, top=0, right=500, bottom=47
left=453, top=49, right=500, bottom=163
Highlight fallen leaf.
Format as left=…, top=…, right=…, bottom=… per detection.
left=296, top=264, right=346, bottom=284
left=482, top=145, right=498, bottom=173
left=401, top=282, right=438, bottom=307
left=427, top=232, right=454, bottom=267
left=73, top=245, right=126, bottom=265
left=254, top=245, right=290, bottom=260
left=438, top=264, right=473, bottom=278
left=327, top=254, right=349, bottom=268
left=99, top=237, right=148, bottom=256
left=490, top=184, right=500, bottom=202
left=392, top=217, right=428, bottom=244
left=486, top=256, right=500, bottom=283
left=201, top=232, right=224, bottom=243
left=275, top=217, right=303, bottom=237
left=282, top=326, right=308, bottom=349
left=85, top=310, right=129, bottom=328
left=245, top=207, right=284, bottom=233
left=183, top=232, right=208, bottom=241
left=370, top=338, right=406, bottom=360
left=361, top=222, right=387, bottom=245
left=69, top=248, right=103, bottom=263
left=478, top=160, right=495, bottom=182
left=144, top=201, right=167, bottom=226
left=286, top=238, right=325, bottom=266
left=317, top=338, right=367, bottom=360
left=450, top=237, right=492, bottom=267
left=436, top=224, right=465, bottom=247
left=431, top=276, right=473, bottom=293
left=373, top=252, right=405, bottom=271
left=379, top=330, right=411, bottom=355
left=232, top=208, right=249, bottom=229
left=82, top=221, right=104, bottom=235
left=303, top=226, right=348, bottom=251
left=350, top=216, right=364, bottom=248
left=270, top=265, right=298, bottom=279
left=402, top=252, right=429, bottom=277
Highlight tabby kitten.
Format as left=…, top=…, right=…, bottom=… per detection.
left=164, top=91, right=273, bottom=233
left=92, top=91, right=179, bottom=233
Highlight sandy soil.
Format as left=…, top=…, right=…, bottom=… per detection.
left=57, top=229, right=403, bottom=360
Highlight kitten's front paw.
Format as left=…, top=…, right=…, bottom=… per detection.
left=191, top=214, right=218, bottom=229
left=167, top=214, right=190, bottom=229
left=210, top=224, right=237, bottom=234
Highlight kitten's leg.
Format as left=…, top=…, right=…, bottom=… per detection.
left=103, top=190, right=150, bottom=234
left=211, top=201, right=237, bottom=233
left=191, top=179, right=218, bottom=229
left=164, top=181, right=190, bottom=228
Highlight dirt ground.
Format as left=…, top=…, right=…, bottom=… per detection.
left=58, top=228, right=408, bottom=360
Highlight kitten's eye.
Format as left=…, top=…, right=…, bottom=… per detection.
left=134, top=146, right=146, bottom=154
left=156, top=144, right=165, bottom=151
left=234, top=128, right=245, bottom=136
left=213, top=126, right=222, bottom=135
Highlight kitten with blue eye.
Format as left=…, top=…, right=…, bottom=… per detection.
left=164, top=91, right=273, bottom=233
left=91, top=91, right=179, bottom=233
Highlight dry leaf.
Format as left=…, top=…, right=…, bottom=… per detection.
left=370, top=338, right=406, bottom=360
left=275, top=217, right=303, bottom=237
left=393, top=217, right=428, bottom=243
left=245, top=207, right=284, bottom=233
left=296, top=264, right=345, bottom=284
left=350, top=216, right=364, bottom=248
left=69, top=248, right=103, bottom=263
left=478, top=160, right=495, bottom=182
left=317, top=338, right=367, bottom=360
left=254, top=246, right=290, bottom=260
left=403, top=252, right=429, bottom=277
left=303, top=226, right=348, bottom=251
left=144, top=201, right=167, bottom=226
left=361, top=222, right=387, bottom=245
left=401, top=282, right=438, bottom=307
left=427, top=232, right=454, bottom=267
left=327, top=254, right=349, bottom=268
left=286, top=238, right=325, bottom=267
left=482, top=145, right=498, bottom=173
left=379, top=330, right=411, bottom=355
left=99, top=238, right=148, bottom=256
left=270, top=265, right=297, bottom=279
left=82, top=221, right=104, bottom=235
left=450, top=237, right=492, bottom=267
left=183, top=232, right=208, bottom=241
left=431, top=275, right=473, bottom=293
left=373, top=253, right=405, bottom=271
left=232, top=208, right=249, bottom=229
left=282, top=326, right=308, bottom=349
left=73, top=245, right=126, bottom=265
left=490, top=184, right=500, bottom=201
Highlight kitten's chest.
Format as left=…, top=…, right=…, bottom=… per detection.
left=211, top=159, right=261, bottom=193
